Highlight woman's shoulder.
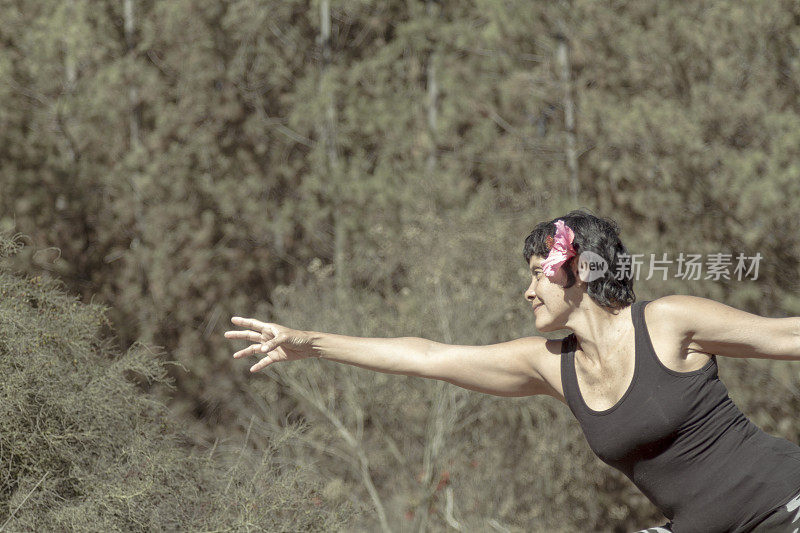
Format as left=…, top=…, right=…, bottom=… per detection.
left=640, top=295, right=717, bottom=373
left=638, top=295, right=696, bottom=350
left=641, top=294, right=728, bottom=338
left=644, top=294, right=720, bottom=314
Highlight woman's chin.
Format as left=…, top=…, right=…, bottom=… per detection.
left=534, top=315, right=559, bottom=332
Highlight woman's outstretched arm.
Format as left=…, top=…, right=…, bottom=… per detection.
left=225, top=317, right=559, bottom=397
left=653, top=295, right=800, bottom=361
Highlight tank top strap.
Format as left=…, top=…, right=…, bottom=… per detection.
left=631, top=299, right=651, bottom=335
left=560, top=332, right=582, bottom=415
left=631, top=299, right=652, bottom=348
left=631, top=299, right=662, bottom=378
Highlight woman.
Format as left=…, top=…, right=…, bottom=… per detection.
left=225, top=210, right=800, bottom=532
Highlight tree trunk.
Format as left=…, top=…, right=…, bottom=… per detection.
left=319, top=0, right=347, bottom=302
left=426, top=11, right=438, bottom=177
left=124, top=0, right=149, bottom=342
left=124, top=0, right=140, bottom=149
left=557, top=34, right=579, bottom=205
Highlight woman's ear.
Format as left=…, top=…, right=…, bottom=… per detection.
left=572, top=258, right=590, bottom=289
left=571, top=258, right=583, bottom=282
left=578, top=262, right=589, bottom=284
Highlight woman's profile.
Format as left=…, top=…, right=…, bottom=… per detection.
left=225, top=210, right=800, bottom=532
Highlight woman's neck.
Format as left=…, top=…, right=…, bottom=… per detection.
left=567, top=300, right=634, bottom=366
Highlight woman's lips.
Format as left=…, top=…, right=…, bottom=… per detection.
left=533, top=303, right=543, bottom=312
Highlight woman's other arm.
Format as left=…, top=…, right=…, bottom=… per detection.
left=653, top=295, right=800, bottom=361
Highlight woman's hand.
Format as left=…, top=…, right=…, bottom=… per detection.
left=224, top=317, right=317, bottom=373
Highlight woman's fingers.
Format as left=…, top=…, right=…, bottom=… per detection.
left=232, top=343, right=265, bottom=359
left=231, top=316, right=274, bottom=333
left=250, top=356, right=274, bottom=373
left=258, top=334, right=285, bottom=354
left=224, top=329, right=263, bottom=343
left=228, top=332, right=285, bottom=358
left=227, top=317, right=293, bottom=371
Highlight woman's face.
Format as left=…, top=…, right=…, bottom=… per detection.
left=524, top=255, right=582, bottom=332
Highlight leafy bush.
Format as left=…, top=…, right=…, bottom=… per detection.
left=0, top=233, right=357, bottom=531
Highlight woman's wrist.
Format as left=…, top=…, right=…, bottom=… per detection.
left=306, top=330, right=326, bottom=358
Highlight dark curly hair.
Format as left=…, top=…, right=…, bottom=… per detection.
left=522, top=209, right=636, bottom=309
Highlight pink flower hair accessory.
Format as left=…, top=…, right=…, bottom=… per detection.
left=541, top=219, right=576, bottom=277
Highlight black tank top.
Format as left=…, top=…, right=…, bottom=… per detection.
left=560, top=299, right=800, bottom=532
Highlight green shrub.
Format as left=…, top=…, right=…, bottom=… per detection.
left=0, top=233, right=357, bottom=531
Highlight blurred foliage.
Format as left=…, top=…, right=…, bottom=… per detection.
left=0, top=233, right=356, bottom=530
left=2, top=0, right=800, bottom=531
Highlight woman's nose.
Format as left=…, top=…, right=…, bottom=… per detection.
left=524, top=283, right=536, bottom=302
